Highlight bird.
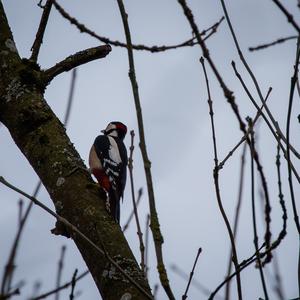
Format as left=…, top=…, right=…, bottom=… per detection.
left=89, top=121, right=128, bottom=223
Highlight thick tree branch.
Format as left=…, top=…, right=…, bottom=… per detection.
left=43, top=45, right=111, bottom=83
left=0, top=3, right=152, bottom=299
left=0, top=176, right=153, bottom=300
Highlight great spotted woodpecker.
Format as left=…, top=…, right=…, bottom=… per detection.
left=89, top=121, right=128, bottom=223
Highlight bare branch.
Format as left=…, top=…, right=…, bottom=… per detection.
left=0, top=288, right=20, bottom=300
left=144, top=214, right=150, bottom=279
left=200, top=56, right=243, bottom=299
left=231, top=62, right=300, bottom=183
left=0, top=176, right=153, bottom=300
left=218, top=87, right=272, bottom=170
left=249, top=35, right=297, bottom=52
left=55, top=245, right=66, bottom=300
left=122, top=188, right=143, bottom=232
left=1, top=181, right=42, bottom=295
left=248, top=118, right=269, bottom=299
left=63, top=68, right=77, bottom=127
left=171, top=264, right=223, bottom=300
left=128, top=130, right=146, bottom=274
left=117, top=0, right=175, bottom=299
left=224, top=143, right=247, bottom=300
left=30, top=0, right=54, bottom=62
left=52, top=0, right=223, bottom=53
left=271, top=0, right=300, bottom=33
left=221, top=0, right=300, bottom=162
left=69, top=269, right=78, bottom=300
left=30, top=270, right=89, bottom=300
left=182, top=248, right=202, bottom=300
left=43, top=45, right=111, bottom=83
left=285, top=37, right=300, bottom=234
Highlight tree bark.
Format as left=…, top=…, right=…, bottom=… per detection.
left=0, top=2, right=152, bottom=299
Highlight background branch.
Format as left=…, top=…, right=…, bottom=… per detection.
left=52, top=0, right=224, bottom=53
left=249, top=35, right=297, bottom=52
left=128, top=130, right=146, bottom=274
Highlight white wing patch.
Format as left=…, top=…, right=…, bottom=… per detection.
left=107, top=136, right=122, bottom=164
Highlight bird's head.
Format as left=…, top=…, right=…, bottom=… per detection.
left=101, top=121, right=127, bottom=140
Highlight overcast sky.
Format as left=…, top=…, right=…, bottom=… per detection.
left=1, top=0, right=300, bottom=299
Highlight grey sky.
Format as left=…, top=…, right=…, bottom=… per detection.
left=1, top=0, right=299, bottom=299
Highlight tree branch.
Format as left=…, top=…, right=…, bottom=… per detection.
left=271, top=0, right=300, bottom=33
left=128, top=131, right=146, bottom=274
left=182, top=248, right=202, bottom=300
left=116, top=0, right=175, bottom=299
left=30, top=0, right=54, bottom=62
left=43, top=45, right=111, bottom=83
left=249, top=35, right=297, bottom=52
left=52, top=0, right=223, bottom=53
left=30, top=270, right=89, bottom=300
left=200, top=56, right=243, bottom=299
left=0, top=7, right=152, bottom=295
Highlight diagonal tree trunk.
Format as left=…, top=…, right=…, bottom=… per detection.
left=0, top=2, right=152, bottom=299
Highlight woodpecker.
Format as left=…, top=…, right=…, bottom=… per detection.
left=89, top=121, right=128, bottom=223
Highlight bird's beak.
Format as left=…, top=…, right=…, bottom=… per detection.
left=101, top=129, right=106, bottom=134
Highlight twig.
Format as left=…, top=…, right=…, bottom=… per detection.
left=171, top=264, right=223, bottom=300
left=17, top=199, right=23, bottom=227
left=224, top=143, right=247, bottom=300
left=249, top=35, right=297, bottom=52
left=30, top=281, right=42, bottom=299
left=30, top=0, right=53, bottom=62
left=30, top=270, right=89, bottom=300
left=218, top=87, right=272, bottom=170
left=209, top=243, right=266, bottom=299
left=55, top=245, right=66, bottom=300
left=0, top=181, right=42, bottom=295
left=116, top=1, right=174, bottom=299
left=144, top=214, right=150, bottom=279
left=0, top=176, right=153, bottom=300
left=153, top=284, right=159, bottom=300
left=200, top=56, right=243, bottom=299
left=122, top=188, right=143, bottom=232
left=232, top=61, right=300, bottom=162
left=52, top=0, right=223, bottom=53
left=210, top=157, right=288, bottom=300
left=248, top=118, right=269, bottom=299
left=63, top=69, right=77, bottom=127
left=182, top=248, right=202, bottom=300
left=271, top=0, right=300, bottom=33
left=128, top=130, right=146, bottom=274
left=232, top=62, right=300, bottom=183
left=220, top=0, right=300, bottom=163
left=0, top=288, right=20, bottom=300
left=285, top=36, right=300, bottom=297
left=285, top=36, right=300, bottom=234
left=272, top=254, right=285, bottom=300
left=69, top=269, right=78, bottom=300
left=43, top=45, right=111, bottom=84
